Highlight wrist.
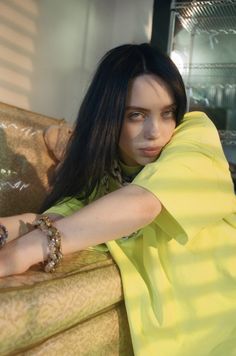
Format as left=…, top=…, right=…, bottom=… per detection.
left=33, top=215, right=63, bottom=272
left=17, top=229, right=48, bottom=268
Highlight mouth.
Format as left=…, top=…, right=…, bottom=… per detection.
left=139, top=146, right=162, bottom=157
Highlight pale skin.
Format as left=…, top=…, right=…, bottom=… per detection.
left=0, top=74, right=176, bottom=277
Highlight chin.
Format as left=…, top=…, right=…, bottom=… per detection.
left=137, top=156, right=158, bottom=166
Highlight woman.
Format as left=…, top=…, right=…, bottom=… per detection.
left=0, top=43, right=236, bottom=355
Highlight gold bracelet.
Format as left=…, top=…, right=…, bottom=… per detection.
left=33, top=215, right=63, bottom=272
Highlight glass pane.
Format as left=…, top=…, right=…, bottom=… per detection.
left=168, top=0, right=236, bottom=188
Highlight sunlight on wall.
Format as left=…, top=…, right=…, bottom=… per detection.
left=0, top=0, right=38, bottom=109
left=0, top=44, right=33, bottom=71
left=0, top=1, right=37, bottom=34
left=0, top=24, right=35, bottom=52
left=0, top=86, right=30, bottom=107
left=0, top=65, right=31, bottom=90
left=10, top=0, right=38, bottom=17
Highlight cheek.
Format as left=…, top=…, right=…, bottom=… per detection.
left=164, top=122, right=176, bottom=140
left=119, top=123, right=141, bottom=147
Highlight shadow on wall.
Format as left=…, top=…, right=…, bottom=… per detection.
left=0, top=0, right=39, bottom=110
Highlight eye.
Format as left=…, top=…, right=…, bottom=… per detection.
left=127, top=111, right=146, bottom=121
left=161, top=109, right=176, bottom=119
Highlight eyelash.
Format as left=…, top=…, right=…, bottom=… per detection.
left=127, top=112, right=146, bottom=121
left=161, top=109, right=176, bottom=118
left=127, top=109, right=176, bottom=121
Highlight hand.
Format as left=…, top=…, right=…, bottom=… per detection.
left=0, top=230, right=47, bottom=278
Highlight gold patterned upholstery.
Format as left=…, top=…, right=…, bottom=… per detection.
left=0, top=102, right=133, bottom=355
left=0, top=102, right=63, bottom=216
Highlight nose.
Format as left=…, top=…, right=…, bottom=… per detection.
left=144, top=117, right=161, bottom=140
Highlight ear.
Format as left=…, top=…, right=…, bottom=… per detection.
left=44, top=124, right=73, bottom=161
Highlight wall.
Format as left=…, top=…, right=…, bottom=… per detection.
left=0, top=0, right=153, bottom=122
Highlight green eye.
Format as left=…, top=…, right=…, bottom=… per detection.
left=128, top=112, right=145, bottom=120
left=162, top=110, right=175, bottom=118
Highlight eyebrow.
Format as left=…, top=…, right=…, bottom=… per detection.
left=125, top=106, right=150, bottom=112
left=125, top=103, right=177, bottom=111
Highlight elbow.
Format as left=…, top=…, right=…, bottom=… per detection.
left=127, top=184, right=162, bottom=226
left=142, top=193, right=162, bottom=225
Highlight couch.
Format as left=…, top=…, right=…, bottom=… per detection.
left=0, top=102, right=133, bottom=355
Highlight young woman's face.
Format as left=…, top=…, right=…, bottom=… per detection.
left=119, top=74, right=177, bottom=166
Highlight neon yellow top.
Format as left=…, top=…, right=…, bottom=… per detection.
left=46, top=112, right=236, bottom=356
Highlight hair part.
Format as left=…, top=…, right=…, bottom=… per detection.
left=41, top=43, right=187, bottom=212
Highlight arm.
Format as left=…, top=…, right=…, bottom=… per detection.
left=56, top=184, right=161, bottom=254
left=0, top=185, right=162, bottom=276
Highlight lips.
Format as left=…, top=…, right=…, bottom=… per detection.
left=139, top=146, right=162, bottom=157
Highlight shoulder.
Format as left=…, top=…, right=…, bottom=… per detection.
left=181, top=111, right=212, bottom=124
left=168, top=111, right=221, bottom=150
left=176, top=111, right=216, bottom=135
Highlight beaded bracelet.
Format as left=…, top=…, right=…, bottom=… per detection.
left=0, top=223, right=8, bottom=248
left=33, top=215, right=63, bottom=272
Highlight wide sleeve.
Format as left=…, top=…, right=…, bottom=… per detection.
left=132, top=111, right=236, bottom=240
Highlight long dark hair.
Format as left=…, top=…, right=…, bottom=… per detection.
left=41, top=43, right=187, bottom=211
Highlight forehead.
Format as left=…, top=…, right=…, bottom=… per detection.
left=126, top=74, right=174, bottom=107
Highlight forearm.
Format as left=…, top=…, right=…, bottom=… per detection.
left=56, top=184, right=161, bottom=255
left=22, top=185, right=161, bottom=264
